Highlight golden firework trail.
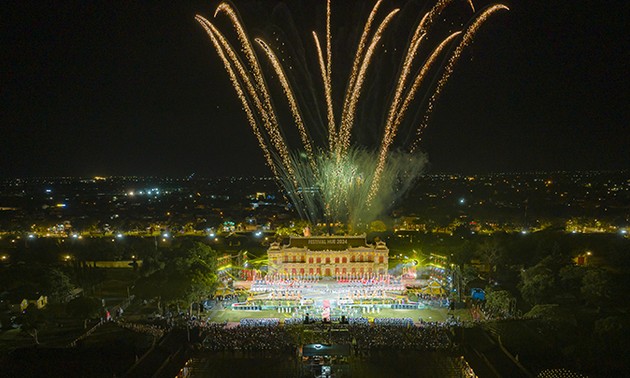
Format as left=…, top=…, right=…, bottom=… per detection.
left=338, top=7, right=400, bottom=156
left=411, top=4, right=510, bottom=152
left=197, top=8, right=299, bottom=190
left=338, top=0, right=384, bottom=156
left=368, top=31, right=462, bottom=203
left=255, top=38, right=316, bottom=170
left=195, top=16, right=278, bottom=178
left=196, top=1, right=508, bottom=226
left=313, top=31, right=336, bottom=152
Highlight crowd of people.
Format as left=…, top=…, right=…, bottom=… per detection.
left=239, top=318, right=280, bottom=327
left=196, top=318, right=454, bottom=353
left=373, top=317, right=414, bottom=327
left=250, top=278, right=318, bottom=293
left=284, top=317, right=304, bottom=326
left=342, top=322, right=454, bottom=352
left=249, top=277, right=407, bottom=302
left=348, top=317, right=369, bottom=326
left=206, top=293, right=243, bottom=309
left=201, top=322, right=295, bottom=352
left=115, top=320, right=166, bottom=339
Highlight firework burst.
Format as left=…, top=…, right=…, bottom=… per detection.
left=196, top=1, right=508, bottom=230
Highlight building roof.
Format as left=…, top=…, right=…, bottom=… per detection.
left=286, top=236, right=369, bottom=251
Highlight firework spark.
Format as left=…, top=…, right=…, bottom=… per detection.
left=411, top=4, right=510, bottom=152
left=196, top=1, right=508, bottom=229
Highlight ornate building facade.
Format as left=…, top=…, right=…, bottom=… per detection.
left=267, top=235, right=389, bottom=278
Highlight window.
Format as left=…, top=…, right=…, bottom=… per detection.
left=351, top=255, right=355, bottom=262
left=335, top=257, right=340, bottom=264
left=326, top=257, right=331, bottom=264
left=379, top=256, right=384, bottom=263
left=342, top=257, right=347, bottom=263
left=309, top=257, right=314, bottom=264
left=316, top=257, right=321, bottom=263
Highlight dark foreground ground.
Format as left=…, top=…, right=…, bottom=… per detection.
left=187, top=350, right=465, bottom=378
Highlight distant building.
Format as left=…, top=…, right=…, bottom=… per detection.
left=1, top=290, right=48, bottom=313
left=267, top=235, right=388, bottom=278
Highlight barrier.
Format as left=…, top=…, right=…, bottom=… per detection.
left=232, top=305, right=261, bottom=311
left=390, top=304, right=418, bottom=310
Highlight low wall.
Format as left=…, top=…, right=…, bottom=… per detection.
left=88, top=260, right=143, bottom=268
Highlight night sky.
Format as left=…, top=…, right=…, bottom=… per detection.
left=1, top=0, right=627, bottom=178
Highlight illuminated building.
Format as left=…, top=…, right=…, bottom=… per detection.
left=267, top=235, right=388, bottom=278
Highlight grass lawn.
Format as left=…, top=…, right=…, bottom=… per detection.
left=97, top=268, right=137, bottom=301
